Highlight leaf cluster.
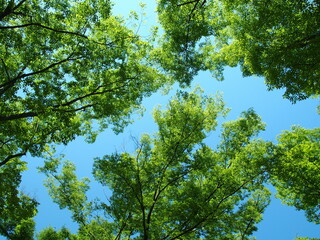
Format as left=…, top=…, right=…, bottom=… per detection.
left=39, top=89, right=274, bottom=239
left=157, top=0, right=320, bottom=102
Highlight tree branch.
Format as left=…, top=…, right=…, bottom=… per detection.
left=0, top=22, right=115, bottom=47
left=114, top=212, right=132, bottom=240
left=166, top=174, right=260, bottom=240
left=204, top=181, right=224, bottom=202
left=0, top=23, right=89, bottom=38
left=12, top=0, right=28, bottom=12
left=0, top=152, right=26, bottom=167
left=0, top=0, right=27, bottom=21
left=285, top=31, right=320, bottom=49
left=133, top=148, right=149, bottom=240
left=19, top=57, right=80, bottom=80
left=0, top=55, right=79, bottom=96
left=0, top=111, right=38, bottom=121
left=177, top=0, right=199, bottom=7
left=0, top=81, right=129, bottom=121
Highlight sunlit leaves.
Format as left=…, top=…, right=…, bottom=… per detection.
left=0, top=159, right=38, bottom=239
left=268, top=126, right=320, bottom=223
left=37, top=226, right=78, bottom=240
left=40, top=159, right=91, bottom=224
left=39, top=87, right=319, bottom=238
left=157, top=0, right=320, bottom=101
left=0, top=0, right=169, bottom=168
left=90, top=88, right=271, bottom=239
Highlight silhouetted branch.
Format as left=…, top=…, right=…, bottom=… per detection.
left=0, top=152, right=26, bottom=167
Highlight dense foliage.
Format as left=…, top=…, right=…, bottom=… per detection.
left=0, top=159, right=37, bottom=239
left=0, top=0, right=319, bottom=239
left=157, top=0, right=320, bottom=102
left=0, top=0, right=167, bottom=237
left=38, top=89, right=320, bottom=239
left=39, top=89, right=273, bottom=239
left=268, top=126, right=320, bottom=224
left=0, top=0, right=167, bottom=167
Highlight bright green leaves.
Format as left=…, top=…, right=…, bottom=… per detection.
left=268, top=126, right=320, bottom=224
left=37, top=226, right=78, bottom=240
left=40, top=87, right=319, bottom=238
left=218, top=108, right=266, bottom=156
left=0, top=1, right=318, bottom=238
left=39, top=150, right=116, bottom=239
left=157, top=0, right=320, bottom=101
left=156, top=0, right=213, bottom=85
left=0, top=159, right=38, bottom=239
left=0, top=0, right=169, bottom=167
left=40, top=158, right=91, bottom=224
left=153, top=87, right=227, bottom=155
left=90, top=88, right=271, bottom=239
left=0, top=1, right=171, bottom=238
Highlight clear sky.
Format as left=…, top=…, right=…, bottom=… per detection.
left=14, top=1, right=320, bottom=240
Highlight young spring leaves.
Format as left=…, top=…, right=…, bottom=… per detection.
left=41, top=88, right=272, bottom=239
left=156, top=0, right=320, bottom=102
left=0, top=0, right=169, bottom=167
left=0, top=1, right=168, bottom=238
left=268, top=126, right=320, bottom=224
left=0, top=159, right=38, bottom=239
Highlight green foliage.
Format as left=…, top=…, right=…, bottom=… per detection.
left=267, top=126, right=320, bottom=224
left=0, top=160, right=38, bottom=239
left=39, top=152, right=114, bottom=239
left=157, top=0, right=320, bottom=101
left=0, top=0, right=169, bottom=167
left=38, top=88, right=320, bottom=239
left=1, top=1, right=319, bottom=239
left=40, top=157, right=91, bottom=225
left=0, top=1, right=170, bottom=238
left=37, top=226, right=78, bottom=240
left=41, top=88, right=272, bottom=239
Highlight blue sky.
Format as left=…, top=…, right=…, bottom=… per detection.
left=15, top=1, right=320, bottom=239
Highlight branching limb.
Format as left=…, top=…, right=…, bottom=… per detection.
left=0, top=0, right=27, bottom=20
left=0, top=55, right=80, bottom=96
left=0, top=23, right=115, bottom=47
left=0, top=152, right=26, bottom=167
left=177, top=0, right=199, bottom=7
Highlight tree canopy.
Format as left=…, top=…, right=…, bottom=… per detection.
left=157, top=0, right=320, bottom=102
left=0, top=0, right=168, bottom=237
left=0, top=159, right=37, bottom=239
left=0, top=0, right=319, bottom=239
left=37, top=88, right=320, bottom=239
left=0, top=0, right=168, bottom=167
left=267, top=126, right=320, bottom=224
left=39, top=88, right=273, bottom=239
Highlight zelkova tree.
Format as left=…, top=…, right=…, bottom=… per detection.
left=0, top=0, right=168, bottom=237
left=0, top=159, right=37, bottom=239
left=267, top=126, right=320, bottom=224
left=40, top=88, right=273, bottom=239
left=0, top=0, right=168, bottom=167
left=156, top=0, right=320, bottom=102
